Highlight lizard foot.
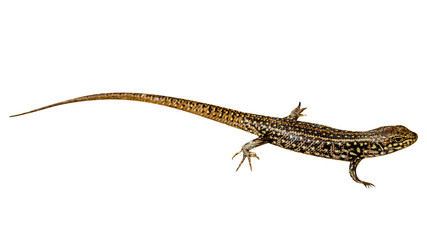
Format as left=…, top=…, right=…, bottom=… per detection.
left=287, top=102, right=307, bottom=121
left=361, top=181, right=375, bottom=188
left=349, top=158, right=375, bottom=188
left=232, top=150, right=260, bottom=171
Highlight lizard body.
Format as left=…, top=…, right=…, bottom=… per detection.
left=11, top=92, right=418, bottom=187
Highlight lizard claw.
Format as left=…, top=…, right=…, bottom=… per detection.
left=232, top=150, right=260, bottom=171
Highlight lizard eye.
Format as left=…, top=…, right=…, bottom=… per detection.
left=394, top=137, right=403, bottom=142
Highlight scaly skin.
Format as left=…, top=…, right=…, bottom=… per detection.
left=10, top=92, right=418, bottom=187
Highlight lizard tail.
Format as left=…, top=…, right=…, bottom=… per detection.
left=10, top=92, right=262, bottom=134
left=10, top=93, right=152, bottom=117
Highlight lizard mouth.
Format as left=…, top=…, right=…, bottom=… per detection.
left=405, top=131, right=418, bottom=146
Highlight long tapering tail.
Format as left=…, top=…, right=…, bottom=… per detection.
left=10, top=92, right=264, bottom=134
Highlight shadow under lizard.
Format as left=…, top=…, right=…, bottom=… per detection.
left=10, top=93, right=418, bottom=187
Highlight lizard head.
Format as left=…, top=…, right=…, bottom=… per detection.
left=374, top=125, right=417, bottom=155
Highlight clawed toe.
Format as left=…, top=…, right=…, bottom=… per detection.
left=232, top=150, right=242, bottom=160
left=249, top=152, right=260, bottom=160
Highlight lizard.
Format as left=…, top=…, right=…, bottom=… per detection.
left=10, top=92, right=418, bottom=187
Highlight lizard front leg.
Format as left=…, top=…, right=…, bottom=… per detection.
left=232, top=137, right=267, bottom=171
left=285, top=102, right=307, bottom=121
left=349, top=158, right=375, bottom=188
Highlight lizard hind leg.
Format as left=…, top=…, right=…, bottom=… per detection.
left=349, top=158, right=375, bottom=188
left=232, top=137, right=267, bottom=171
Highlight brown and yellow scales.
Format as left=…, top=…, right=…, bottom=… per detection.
left=10, top=93, right=418, bottom=187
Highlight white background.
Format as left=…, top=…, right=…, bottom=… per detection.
left=1, top=1, right=426, bottom=239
